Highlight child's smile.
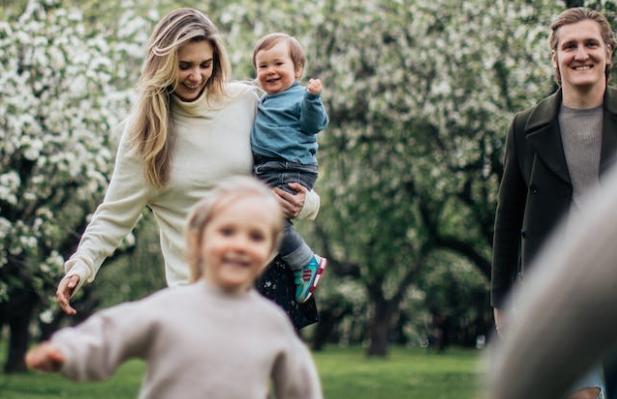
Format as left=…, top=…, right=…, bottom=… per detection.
left=200, top=196, right=277, bottom=293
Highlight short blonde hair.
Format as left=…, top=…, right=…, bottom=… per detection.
left=252, top=32, right=306, bottom=75
left=185, top=176, right=284, bottom=282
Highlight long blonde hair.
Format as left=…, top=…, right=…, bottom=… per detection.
left=185, top=176, right=284, bottom=283
left=129, top=8, right=231, bottom=188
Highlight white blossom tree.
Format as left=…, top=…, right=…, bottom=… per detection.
left=205, top=0, right=597, bottom=355
left=0, top=0, right=152, bottom=371
left=220, top=0, right=559, bottom=355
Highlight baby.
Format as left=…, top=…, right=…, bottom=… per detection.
left=251, top=32, right=329, bottom=303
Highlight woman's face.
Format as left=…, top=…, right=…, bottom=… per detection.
left=174, top=40, right=214, bottom=102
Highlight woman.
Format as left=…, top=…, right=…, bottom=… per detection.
left=56, top=8, right=320, bottom=329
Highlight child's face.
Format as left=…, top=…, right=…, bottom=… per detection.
left=200, top=196, right=276, bottom=293
left=255, top=40, right=301, bottom=95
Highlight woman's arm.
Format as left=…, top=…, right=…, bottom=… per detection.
left=57, top=129, right=150, bottom=314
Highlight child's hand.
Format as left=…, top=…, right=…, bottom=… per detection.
left=307, top=78, right=323, bottom=95
left=25, top=342, right=65, bottom=372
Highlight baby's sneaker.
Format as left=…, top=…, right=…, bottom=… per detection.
left=294, top=255, right=327, bottom=303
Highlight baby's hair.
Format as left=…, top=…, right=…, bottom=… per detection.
left=186, top=176, right=284, bottom=282
left=252, top=32, right=306, bottom=74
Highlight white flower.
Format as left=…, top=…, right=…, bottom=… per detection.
left=39, top=309, right=54, bottom=324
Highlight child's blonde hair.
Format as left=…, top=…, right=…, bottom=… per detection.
left=186, top=176, right=284, bottom=282
left=252, top=32, right=306, bottom=75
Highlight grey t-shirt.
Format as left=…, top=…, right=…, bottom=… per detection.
left=559, top=104, right=603, bottom=211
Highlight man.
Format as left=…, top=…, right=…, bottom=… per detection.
left=491, top=7, right=617, bottom=399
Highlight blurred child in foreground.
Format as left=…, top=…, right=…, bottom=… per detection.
left=26, top=176, right=323, bottom=399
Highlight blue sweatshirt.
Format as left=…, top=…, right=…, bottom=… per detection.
left=251, top=82, right=329, bottom=165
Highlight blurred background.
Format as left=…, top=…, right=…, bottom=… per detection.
left=0, top=0, right=609, bottom=374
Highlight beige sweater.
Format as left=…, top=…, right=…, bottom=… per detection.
left=65, top=82, right=319, bottom=290
left=52, top=280, right=323, bottom=399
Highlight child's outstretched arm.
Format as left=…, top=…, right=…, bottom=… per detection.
left=25, top=342, right=65, bottom=372
left=301, top=79, right=328, bottom=134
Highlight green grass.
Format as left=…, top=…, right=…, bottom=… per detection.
left=0, top=345, right=483, bottom=398
left=0, top=359, right=143, bottom=398
left=316, top=346, right=482, bottom=399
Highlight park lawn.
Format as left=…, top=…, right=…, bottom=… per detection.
left=0, top=345, right=484, bottom=399
left=316, top=346, right=483, bottom=399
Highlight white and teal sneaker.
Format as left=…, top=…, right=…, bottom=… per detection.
left=294, top=255, right=327, bottom=303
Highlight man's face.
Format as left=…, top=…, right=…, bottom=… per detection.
left=552, top=19, right=612, bottom=93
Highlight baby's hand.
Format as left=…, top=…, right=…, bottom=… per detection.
left=307, top=78, right=323, bottom=95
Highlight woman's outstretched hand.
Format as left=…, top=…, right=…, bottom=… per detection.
left=56, top=274, right=80, bottom=315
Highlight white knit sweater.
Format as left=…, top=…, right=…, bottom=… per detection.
left=65, top=82, right=319, bottom=290
left=52, top=280, right=323, bottom=399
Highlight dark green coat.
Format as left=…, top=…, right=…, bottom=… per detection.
left=490, top=87, right=617, bottom=307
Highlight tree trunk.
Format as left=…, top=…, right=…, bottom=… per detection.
left=311, top=303, right=353, bottom=350
left=367, top=299, right=393, bottom=357
left=311, top=308, right=336, bottom=351
left=3, top=286, right=38, bottom=373
left=564, top=0, right=585, bottom=8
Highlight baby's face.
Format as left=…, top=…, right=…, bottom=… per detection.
left=254, top=40, right=301, bottom=95
left=200, top=196, right=276, bottom=293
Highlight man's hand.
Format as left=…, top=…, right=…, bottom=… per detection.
left=494, top=307, right=506, bottom=338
